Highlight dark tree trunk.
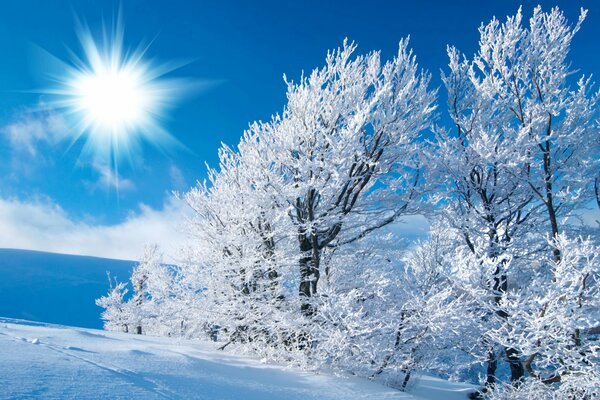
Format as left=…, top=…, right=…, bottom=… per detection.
left=372, top=312, right=408, bottom=378
left=486, top=349, right=497, bottom=387
left=541, top=120, right=561, bottom=263
left=298, top=233, right=320, bottom=316
left=258, top=216, right=280, bottom=295
left=543, top=183, right=561, bottom=262
left=133, top=272, right=146, bottom=336
left=493, top=271, right=524, bottom=383
left=506, top=347, right=524, bottom=382
left=487, top=230, right=524, bottom=385
left=401, top=369, right=412, bottom=391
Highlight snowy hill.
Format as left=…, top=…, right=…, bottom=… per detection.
left=0, top=249, right=134, bottom=328
left=0, top=318, right=475, bottom=400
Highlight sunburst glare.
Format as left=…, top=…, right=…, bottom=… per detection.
left=42, top=14, right=189, bottom=166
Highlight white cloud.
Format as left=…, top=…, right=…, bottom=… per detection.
left=0, top=196, right=191, bottom=261
left=169, top=163, right=186, bottom=190
left=0, top=105, right=140, bottom=192
left=387, top=214, right=430, bottom=241
left=0, top=104, right=67, bottom=157
left=86, top=163, right=136, bottom=192
left=0, top=195, right=433, bottom=261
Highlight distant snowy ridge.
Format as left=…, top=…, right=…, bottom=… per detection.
left=0, top=249, right=134, bottom=328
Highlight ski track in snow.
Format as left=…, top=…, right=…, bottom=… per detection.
left=0, top=318, right=474, bottom=400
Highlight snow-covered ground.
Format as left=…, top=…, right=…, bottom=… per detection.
left=0, top=318, right=475, bottom=400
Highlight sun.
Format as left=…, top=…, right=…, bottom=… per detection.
left=43, top=14, right=188, bottom=164
left=74, top=65, right=148, bottom=131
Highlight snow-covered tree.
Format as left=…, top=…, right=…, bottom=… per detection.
left=128, top=244, right=174, bottom=336
left=257, top=39, right=436, bottom=316
left=433, top=6, right=599, bottom=392
left=97, top=246, right=177, bottom=336
left=459, top=6, right=598, bottom=258
left=183, top=138, right=294, bottom=351
left=434, top=22, right=533, bottom=388
left=182, top=36, right=435, bottom=342
left=96, top=272, right=129, bottom=333
left=95, top=7, right=599, bottom=398
left=369, top=228, right=483, bottom=389
left=476, top=235, right=600, bottom=399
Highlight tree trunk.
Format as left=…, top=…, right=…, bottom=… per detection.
left=541, top=129, right=561, bottom=263
left=506, top=346, right=524, bottom=382
left=486, top=349, right=497, bottom=387
left=133, top=273, right=145, bottom=336
left=493, top=271, right=524, bottom=382
left=488, top=233, right=524, bottom=385
left=401, top=369, right=412, bottom=391
left=298, top=232, right=320, bottom=316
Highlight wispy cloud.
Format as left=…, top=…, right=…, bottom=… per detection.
left=0, top=196, right=191, bottom=261
left=85, top=163, right=136, bottom=192
left=0, top=103, right=67, bottom=158
left=387, top=214, right=430, bottom=242
left=0, top=104, right=139, bottom=192
left=168, top=163, right=187, bottom=190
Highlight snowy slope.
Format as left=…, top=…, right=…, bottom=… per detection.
left=0, top=249, right=134, bottom=328
left=0, top=318, right=475, bottom=400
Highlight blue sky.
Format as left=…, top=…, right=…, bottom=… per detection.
left=0, top=1, right=597, bottom=259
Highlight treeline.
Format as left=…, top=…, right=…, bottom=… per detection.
left=97, top=7, right=599, bottom=399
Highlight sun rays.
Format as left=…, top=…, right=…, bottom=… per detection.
left=41, top=13, right=189, bottom=168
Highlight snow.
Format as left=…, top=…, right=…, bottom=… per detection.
left=0, top=318, right=475, bottom=400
